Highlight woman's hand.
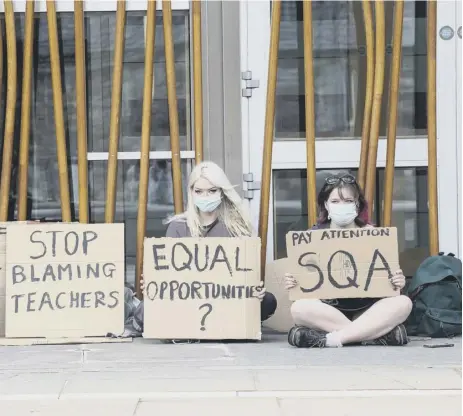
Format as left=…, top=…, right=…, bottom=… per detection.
left=255, top=282, right=266, bottom=302
left=390, top=269, right=406, bottom=290
left=284, top=273, right=297, bottom=290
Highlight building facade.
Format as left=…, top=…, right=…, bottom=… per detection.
left=0, top=0, right=461, bottom=285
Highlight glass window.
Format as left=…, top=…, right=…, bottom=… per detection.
left=273, top=167, right=429, bottom=277
left=275, top=1, right=427, bottom=140
left=85, top=12, right=190, bottom=152
left=88, top=159, right=190, bottom=285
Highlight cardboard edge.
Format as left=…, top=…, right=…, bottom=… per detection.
left=0, top=336, right=133, bottom=346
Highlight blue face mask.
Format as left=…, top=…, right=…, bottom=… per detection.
left=194, top=194, right=222, bottom=213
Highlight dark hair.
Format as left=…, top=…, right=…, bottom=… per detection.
left=317, top=174, right=370, bottom=227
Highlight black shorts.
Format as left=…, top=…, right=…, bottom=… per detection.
left=323, top=298, right=381, bottom=321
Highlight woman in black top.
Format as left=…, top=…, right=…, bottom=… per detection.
left=285, top=174, right=412, bottom=348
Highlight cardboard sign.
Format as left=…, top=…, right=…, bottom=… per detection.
left=263, top=258, right=294, bottom=332
left=5, top=223, right=125, bottom=338
left=286, top=227, right=400, bottom=301
left=143, top=237, right=261, bottom=340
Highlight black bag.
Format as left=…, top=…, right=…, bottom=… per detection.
left=405, top=252, right=462, bottom=338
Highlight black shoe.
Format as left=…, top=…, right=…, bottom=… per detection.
left=362, top=324, right=409, bottom=346
left=287, top=325, right=299, bottom=346
left=288, top=326, right=327, bottom=348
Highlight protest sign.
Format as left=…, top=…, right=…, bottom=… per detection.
left=143, top=237, right=262, bottom=340
left=5, top=223, right=125, bottom=338
left=286, top=227, right=400, bottom=301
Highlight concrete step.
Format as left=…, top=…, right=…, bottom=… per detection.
left=0, top=393, right=462, bottom=416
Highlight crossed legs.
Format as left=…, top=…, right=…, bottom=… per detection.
left=290, top=295, right=413, bottom=346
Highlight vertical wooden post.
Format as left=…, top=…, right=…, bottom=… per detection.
left=0, top=20, right=3, bottom=108
left=0, top=0, right=17, bottom=221
left=382, top=1, right=404, bottom=226
left=364, top=0, right=385, bottom=220
left=163, top=0, right=184, bottom=213
left=427, top=0, right=439, bottom=255
left=357, top=0, right=374, bottom=190
left=46, top=0, right=72, bottom=222
left=17, top=0, right=35, bottom=220
left=105, top=0, right=126, bottom=223
left=258, top=0, right=281, bottom=282
left=74, top=0, right=89, bottom=223
left=192, top=0, right=203, bottom=164
left=302, top=0, right=317, bottom=227
left=136, top=0, right=156, bottom=299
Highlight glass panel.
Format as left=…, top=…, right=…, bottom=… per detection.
left=273, top=168, right=429, bottom=277
left=0, top=11, right=190, bottom=153
left=88, top=160, right=190, bottom=286
left=275, top=1, right=427, bottom=140
left=86, top=12, right=190, bottom=152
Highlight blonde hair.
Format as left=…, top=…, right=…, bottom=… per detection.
left=165, top=161, right=254, bottom=237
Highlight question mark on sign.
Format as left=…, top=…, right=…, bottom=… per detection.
left=199, top=303, right=213, bottom=331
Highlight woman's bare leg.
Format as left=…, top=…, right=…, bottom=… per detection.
left=290, top=299, right=352, bottom=332
left=330, top=295, right=412, bottom=345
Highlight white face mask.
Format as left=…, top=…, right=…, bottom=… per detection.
left=327, top=202, right=358, bottom=227
left=193, top=193, right=222, bottom=213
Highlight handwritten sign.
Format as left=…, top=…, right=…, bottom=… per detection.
left=143, top=237, right=261, bottom=340
left=286, top=227, right=400, bottom=301
left=5, top=223, right=125, bottom=338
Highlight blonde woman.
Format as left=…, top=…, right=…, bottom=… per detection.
left=136, top=161, right=277, bottom=338
left=165, top=161, right=255, bottom=239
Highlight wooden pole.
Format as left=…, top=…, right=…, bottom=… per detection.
left=136, top=0, right=156, bottom=299
left=0, top=0, right=17, bottom=221
left=258, top=0, right=281, bottom=282
left=17, top=0, right=35, bottom=220
left=364, top=0, right=385, bottom=220
left=46, top=0, right=72, bottom=222
left=382, top=0, right=404, bottom=226
left=105, top=0, right=126, bottom=223
left=302, top=0, right=317, bottom=227
left=357, top=0, right=374, bottom=190
left=192, top=0, right=203, bottom=164
left=0, top=20, right=3, bottom=110
left=427, top=0, right=439, bottom=255
left=74, top=0, right=89, bottom=223
left=163, top=0, right=184, bottom=213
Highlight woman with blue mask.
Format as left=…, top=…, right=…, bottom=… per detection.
left=136, top=161, right=277, bottom=340
left=164, top=161, right=252, bottom=239
left=284, top=173, right=412, bottom=348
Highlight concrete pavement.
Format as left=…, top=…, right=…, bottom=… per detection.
left=0, top=332, right=461, bottom=415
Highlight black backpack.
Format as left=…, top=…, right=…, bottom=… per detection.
left=405, top=252, right=462, bottom=338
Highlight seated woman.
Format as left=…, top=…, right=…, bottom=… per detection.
left=285, top=173, right=412, bottom=348
left=136, top=161, right=277, bottom=337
